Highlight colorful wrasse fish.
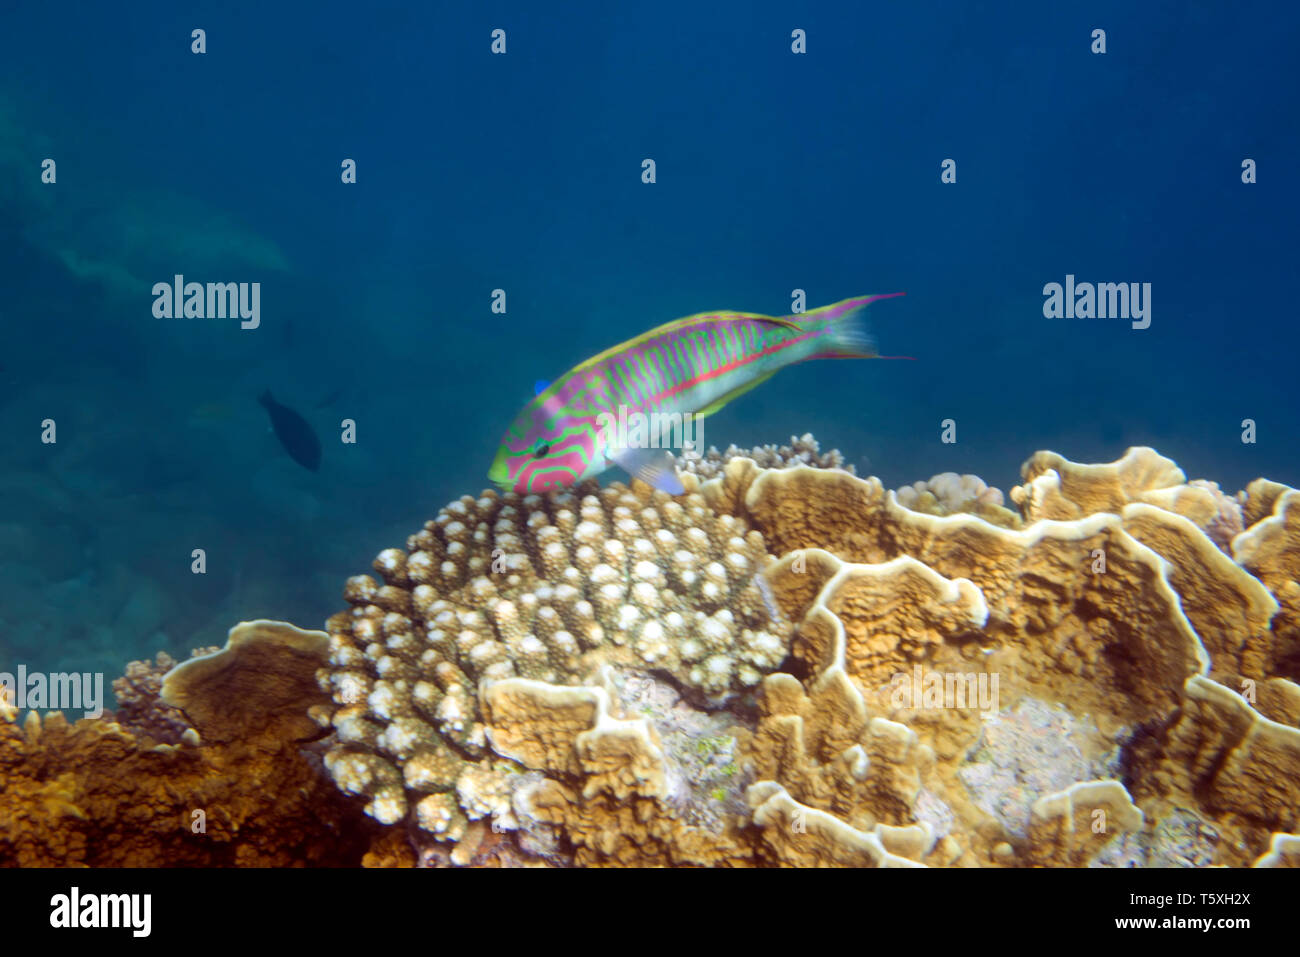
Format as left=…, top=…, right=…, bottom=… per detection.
left=489, top=293, right=905, bottom=494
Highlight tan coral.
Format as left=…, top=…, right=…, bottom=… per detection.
left=0, top=653, right=379, bottom=867
left=721, top=466, right=1209, bottom=728
left=482, top=678, right=745, bottom=866
left=1234, top=488, right=1300, bottom=584
left=1134, top=675, right=1300, bottom=865
left=746, top=782, right=927, bottom=867
left=747, top=671, right=932, bottom=833
left=1240, top=478, right=1292, bottom=530
left=15, top=440, right=1300, bottom=869
left=674, top=432, right=854, bottom=481
left=694, top=448, right=1300, bottom=868
left=895, top=472, right=1020, bottom=528
left=311, top=449, right=1300, bottom=868
left=789, top=553, right=989, bottom=688
left=319, top=478, right=790, bottom=864
left=1233, top=488, right=1300, bottom=681
left=303, top=446, right=1300, bottom=867
left=480, top=675, right=770, bottom=866
left=1024, top=780, right=1144, bottom=867
left=1255, top=832, right=1300, bottom=867
left=112, top=650, right=203, bottom=744
left=1253, top=677, right=1300, bottom=727
left=1011, top=447, right=1185, bottom=521
left=1120, top=504, right=1277, bottom=681
left=1139, top=480, right=1243, bottom=551
left=160, top=620, right=331, bottom=744
left=483, top=679, right=659, bottom=790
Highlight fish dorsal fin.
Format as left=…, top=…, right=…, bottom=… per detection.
left=564, top=311, right=800, bottom=377
left=694, top=369, right=778, bottom=418
left=606, top=446, right=685, bottom=494
left=751, top=313, right=803, bottom=331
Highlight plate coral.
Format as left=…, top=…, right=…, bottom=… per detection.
left=4, top=442, right=1298, bottom=868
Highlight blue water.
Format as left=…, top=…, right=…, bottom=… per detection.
left=2, top=1, right=1297, bottom=677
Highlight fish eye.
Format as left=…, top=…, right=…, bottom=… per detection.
left=533, top=442, right=551, bottom=458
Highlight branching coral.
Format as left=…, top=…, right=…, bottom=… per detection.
left=318, top=481, right=790, bottom=863
left=672, top=432, right=854, bottom=480
left=111, top=650, right=204, bottom=745
left=894, top=472, right=1018, bottom=528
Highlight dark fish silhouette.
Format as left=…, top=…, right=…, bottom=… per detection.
left=259, top=390, right=321, bottom=471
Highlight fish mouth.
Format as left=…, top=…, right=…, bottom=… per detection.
left=488, top=452, right=513, bottom=491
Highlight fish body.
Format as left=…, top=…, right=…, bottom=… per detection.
left=259, top=390, right=321, bottom=471
left=489, top=294, right=903, bottom=494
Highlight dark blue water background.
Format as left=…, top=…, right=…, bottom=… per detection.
left=1, top=1, right=1296, bottom=676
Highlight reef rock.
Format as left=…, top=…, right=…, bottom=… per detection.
left=14, top=440, right=1296, bottom=868
left=0, top=627, right=376, bottom=867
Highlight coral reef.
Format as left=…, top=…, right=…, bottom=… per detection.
left=0, top=621, right=379, bottom=867
left=9, top=439, right=1298, bottom=868
left=161, top=620, right=332, bottom=743
left=894, top=471, right=1018, bottom=528
left=680, top=448, right=1297, bottom=866
left=111, top=649, right=207, bottom=745
left=672, top=433, right=853, bottom=480
left=318, top=483, right=789, bottom=863
left=309, top=443, right=1300, bottom=867
left=306, top=444, right=1300, bottom=868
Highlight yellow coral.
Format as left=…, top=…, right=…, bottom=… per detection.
left=318, top=479, right=790, bottom=863
left=16, top=442, right=1294, bottom=869
left=0, top=644, right=379, bottom=867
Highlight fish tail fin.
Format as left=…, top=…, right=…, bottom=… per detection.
left=796, top=293, right=905, bottom=360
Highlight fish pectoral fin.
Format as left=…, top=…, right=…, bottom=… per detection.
left=694, top=370, right=777, bottom=418
left=608, top=447, right=685, bottom=495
